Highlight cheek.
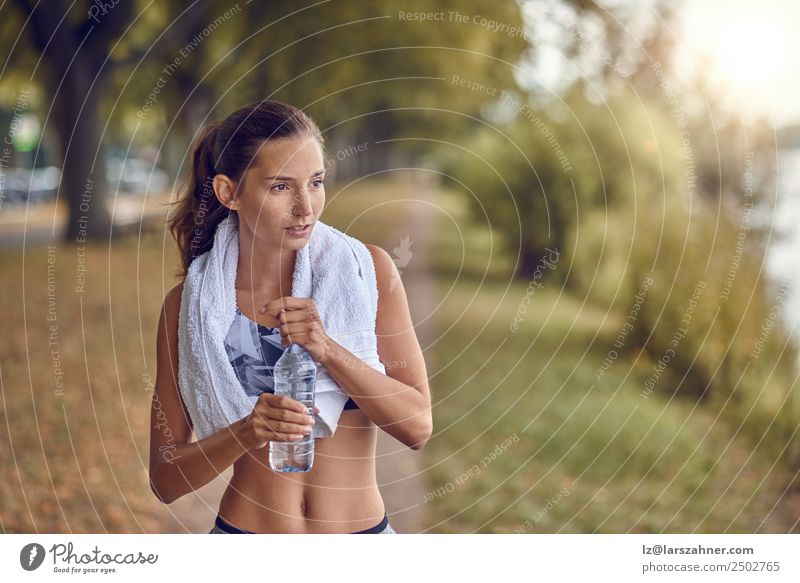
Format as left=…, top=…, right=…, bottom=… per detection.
left=314, top=191, right=326, bottom=213
left=241, top=198, right=287, bottom=236
left=249, top=194, right=288, bottom=219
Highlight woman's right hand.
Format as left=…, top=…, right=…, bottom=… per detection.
left=239, top=392, right=318, bottom=450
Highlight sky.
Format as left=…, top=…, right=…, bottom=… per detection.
left=518, top=0, right=800, bottom=128
left=676, top=0, right=800, bottom=127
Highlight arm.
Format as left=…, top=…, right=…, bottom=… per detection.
left=148, top=283, right=254, bottom=504
left=316, top=244, right=432, bottom=450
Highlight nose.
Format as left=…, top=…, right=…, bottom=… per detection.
left=292, top=190, right=313, bottom=217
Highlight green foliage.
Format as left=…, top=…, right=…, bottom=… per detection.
left=444, top=87, right=683, bottom=280
left=457, top=73, right=800, bottom=468
left=569, top=196, right=800, bottom=467
left=631, top=202, right=800, bottom=464
left=97, top=0, right=527, bottom=152
left=2, top=0, right=531, bottom=175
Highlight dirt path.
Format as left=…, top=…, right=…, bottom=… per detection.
left=373, top=170, right=438, bottom=534
left=0, top=196, right=170, bottom=247
left=163, top=170, right=436, bottom=533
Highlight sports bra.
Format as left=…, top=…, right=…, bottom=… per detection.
left=223, top=306, right=359, bottom=410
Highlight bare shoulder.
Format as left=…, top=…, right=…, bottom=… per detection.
left=152, top=279, right=193, bottom=447
left=158, top=281, right=185, bottom=363
left=164, top=281, right=184, bottom=314
left=365, top=243, right=400, bottom=291
left=157, top=280, right=185, bottom=376
left=364, top=243, right=429, bottom=394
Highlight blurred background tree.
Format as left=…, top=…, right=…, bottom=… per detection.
left=1, top=0, right=527, bottom=239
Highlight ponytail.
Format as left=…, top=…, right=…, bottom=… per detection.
left=168, top=123, right=228, bottom=278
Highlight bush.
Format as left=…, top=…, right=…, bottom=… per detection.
left=440, top=89, right=683, bottom=283
left=570, top=199, right=800, bottom=467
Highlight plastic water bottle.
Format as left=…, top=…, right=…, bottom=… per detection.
left=268, top=343, right=317, bottom=472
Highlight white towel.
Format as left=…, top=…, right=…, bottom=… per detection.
left=177, top=211, right=385, bottom=441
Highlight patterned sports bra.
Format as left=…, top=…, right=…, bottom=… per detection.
left=223, top=306, right=359, bottom=410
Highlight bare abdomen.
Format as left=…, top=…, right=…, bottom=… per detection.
left=216, top=411, right=386, bottom=533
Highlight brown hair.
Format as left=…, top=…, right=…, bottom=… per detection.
left=167, top=100, right=325, bottom=279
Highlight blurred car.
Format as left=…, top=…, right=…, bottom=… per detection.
left=0, top=166, right=61, bottom=206
left=105, top=157, right=169, bottom=195
left=0, top=158, right=170, bottom=209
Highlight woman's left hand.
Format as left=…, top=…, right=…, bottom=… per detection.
left=261, top=296, right=332, bottom=363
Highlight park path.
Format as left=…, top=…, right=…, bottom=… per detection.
left=161, top=170, right=436, bottom=533
left=0, top=195, right=168, bottom=246
left=372, top=170, right=438, bottom=534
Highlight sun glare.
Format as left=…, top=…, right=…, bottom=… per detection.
left=714, top=16, right=787, bottom=91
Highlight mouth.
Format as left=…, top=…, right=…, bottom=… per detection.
left=284, top=222, right=312, bottom=236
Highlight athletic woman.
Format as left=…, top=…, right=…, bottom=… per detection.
left=148, top=100, right=432, bottom=534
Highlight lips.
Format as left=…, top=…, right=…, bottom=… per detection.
left=284, top=222, right=312, bottom=236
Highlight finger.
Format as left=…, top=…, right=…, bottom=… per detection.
left=279, top=322, right=314, bottom=337
left=263, top=296, right=310, bottom=316
left=284, top=333, right=310, bottom=348
left=266, top=420, right=313, bottom=435
left=264, top=393, right=309, bottom=414
left=266, top=406, right=314, bottom=426
left=276, top=309, right=314, bottom=324
left=276, top=433, right=307, bottom=442
left=279, top=326, right=309, bottom=347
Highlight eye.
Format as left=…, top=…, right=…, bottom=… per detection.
left=271, top=183, right=289, bottom=192
left=312, top=178, right=325, bottom=188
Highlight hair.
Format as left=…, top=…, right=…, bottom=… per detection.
left=167, top=100, right=326, bottom=279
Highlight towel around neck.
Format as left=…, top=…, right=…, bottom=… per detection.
left=177, top=211, right=385, bottom=441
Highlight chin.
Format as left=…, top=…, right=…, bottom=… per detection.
left=280, top=232, right=312, bottom=247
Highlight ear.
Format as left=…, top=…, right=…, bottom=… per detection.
left=212, top=174, right=239, bottom=209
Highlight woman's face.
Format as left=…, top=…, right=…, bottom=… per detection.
left=233, top=135, right=326, bottom=250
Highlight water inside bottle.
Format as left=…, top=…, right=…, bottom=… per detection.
left=268, top=344, right=317, bottom=472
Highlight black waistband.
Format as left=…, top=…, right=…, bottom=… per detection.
left=353, top=513, right=389, bottom=534
left=214, top=513, right=389, bottom=534
left=214, top=514, right=254, bottom=534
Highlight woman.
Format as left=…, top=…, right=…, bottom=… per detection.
left=148, top=100, right=432, bottom=534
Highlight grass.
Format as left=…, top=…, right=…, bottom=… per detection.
left=421, top=189, right=800, bottom=533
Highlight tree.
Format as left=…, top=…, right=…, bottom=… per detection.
left=3, top=0, right=532, bottom=236
left=447, top=85, right=684, bottom=281
left=5, top=0, right=210, bottom=241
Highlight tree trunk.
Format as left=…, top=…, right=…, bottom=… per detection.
left=17, top=0, right=115, bottom=242
left=514, top=243, right=545, bottom=281
left=51, top=66, right=113, bottom=242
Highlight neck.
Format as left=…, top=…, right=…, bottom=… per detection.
left=236, top=226, right=296, bottom=296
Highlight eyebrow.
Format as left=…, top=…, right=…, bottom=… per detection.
left=264, top=169, right=325, bottom=181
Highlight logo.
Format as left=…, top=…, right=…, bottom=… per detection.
left=20, top=543, right=46, bottom=571
left=390, top=235, right=413, bottom=293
